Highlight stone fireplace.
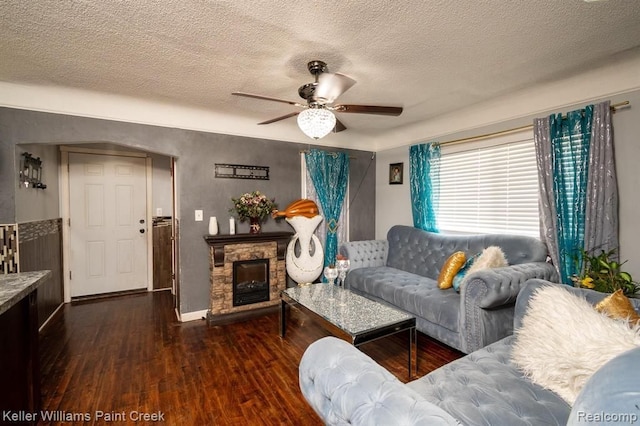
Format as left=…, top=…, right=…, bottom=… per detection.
left=204, top=232, right=292, bottom=324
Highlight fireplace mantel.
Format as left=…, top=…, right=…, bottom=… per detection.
left=204, top=232, right=292, bottom=267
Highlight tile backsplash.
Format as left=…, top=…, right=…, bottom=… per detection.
left=0, top=224, right=19, bottom=274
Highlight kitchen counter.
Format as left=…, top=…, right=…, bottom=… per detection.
left=0, top=270, right=51, bottom=315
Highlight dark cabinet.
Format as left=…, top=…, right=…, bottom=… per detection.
left=153, top=219, right=172, bottom=290
left=0, top=290, right=40, bottom=418
left=1, top=271, right=50, bottom=423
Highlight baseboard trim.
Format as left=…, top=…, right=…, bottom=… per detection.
left=71, top=288, right=147, bottom=303
left=39, top=302, right=65, bottom=333
left=178, top=309, right=208, bottom=322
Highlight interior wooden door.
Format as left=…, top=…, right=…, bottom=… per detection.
left=68, top=153, right=148, bottom=297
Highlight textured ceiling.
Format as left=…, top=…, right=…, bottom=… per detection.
left=1, top=0, right=640, bottom=150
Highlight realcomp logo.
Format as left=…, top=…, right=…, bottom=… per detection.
left=576, top=411, right=638, bottom=424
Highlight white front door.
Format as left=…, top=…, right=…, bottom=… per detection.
left=68, top=153, right=148, bottom=297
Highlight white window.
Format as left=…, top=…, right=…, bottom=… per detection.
left=438, top=129, right=540, bottom=238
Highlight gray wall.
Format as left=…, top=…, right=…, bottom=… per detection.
left=149, top=152, right=172, bottom=217
left=0, top=108, right=376, bottom=314
left=15, top=143, right=60, bottom=222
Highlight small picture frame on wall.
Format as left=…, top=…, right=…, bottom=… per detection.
left=389, top=162, right=403, bottom=185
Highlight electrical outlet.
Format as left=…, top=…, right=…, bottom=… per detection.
left=195, top=210, right=203, bottom=221
left=156, top=208, right=163, bottom=216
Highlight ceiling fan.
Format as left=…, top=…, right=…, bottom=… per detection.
left=232, top=60, right=403, bottom=139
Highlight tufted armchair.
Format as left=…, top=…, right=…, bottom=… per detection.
left=340, top=225, right=558, bottom=353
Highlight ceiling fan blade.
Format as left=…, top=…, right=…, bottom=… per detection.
left=333, top=104, right=403, bottom=116
left=334, top=118, right=347, bottom=133
left=314, top=73, right=356, bottom=103
left=257, top=111, right=300, bottom=125
left=232, top=92, right=303, bottom=107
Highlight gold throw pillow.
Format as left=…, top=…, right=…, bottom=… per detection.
left=438, top=251, right=466, bottom=289
left=595, top=289, right=640, bottom=326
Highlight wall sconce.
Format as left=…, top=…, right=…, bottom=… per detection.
left=19, top=152, right=47, bottom=189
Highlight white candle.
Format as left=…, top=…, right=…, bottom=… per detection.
left=229, top=217, right=235, bottom=235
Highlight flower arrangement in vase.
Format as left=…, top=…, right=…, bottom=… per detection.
left=229, top=190, right=277, bottom=233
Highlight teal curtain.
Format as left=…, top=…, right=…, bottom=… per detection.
left=304, top=149, right=349, bottom=268
left=409, top=143, right=441, bottom=232
left=550, top=106, right=593, bottom=284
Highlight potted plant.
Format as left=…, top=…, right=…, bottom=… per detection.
left=572, top=248, right=639, bottom=296
left=229, top=191, right=277, bottom=234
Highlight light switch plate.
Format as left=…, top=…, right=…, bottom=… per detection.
left=195, top=210, right=203, bottom=221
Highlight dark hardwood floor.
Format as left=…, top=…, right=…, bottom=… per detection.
left=39, top=291, right=463, bottom=425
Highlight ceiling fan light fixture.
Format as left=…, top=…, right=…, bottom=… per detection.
left=297, top=107, right=336, bottom=140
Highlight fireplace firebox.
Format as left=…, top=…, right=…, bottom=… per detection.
left=233, top=259, right=270, bottom=307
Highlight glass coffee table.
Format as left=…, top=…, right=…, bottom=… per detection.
left=281, top=284, right=416, bottom=378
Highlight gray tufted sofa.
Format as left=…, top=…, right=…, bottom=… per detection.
left=299, top=279, right=640, bottom=425
left=340, top=225, right=558, bottom=353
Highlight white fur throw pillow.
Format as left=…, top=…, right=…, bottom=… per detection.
left=511, top=285, right=640, bottom=405
left=465, top=246, right=508, bottom=276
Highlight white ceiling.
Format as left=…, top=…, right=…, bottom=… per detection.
left=1, top=0, right=640, bottom=151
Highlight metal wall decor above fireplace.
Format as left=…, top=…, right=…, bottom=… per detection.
left=214, top=163, right=269, bottom=180
left=233, top=259, right=270, bottom=307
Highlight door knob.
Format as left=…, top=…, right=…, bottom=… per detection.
left=140, top=229, right=145, bottom=234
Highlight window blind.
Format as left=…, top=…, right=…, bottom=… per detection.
left=438, top=135, right=540, bottom=237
